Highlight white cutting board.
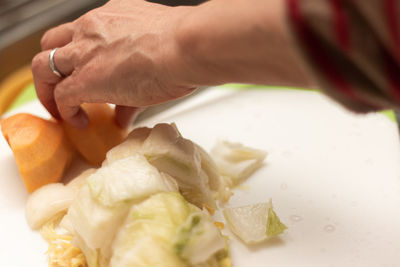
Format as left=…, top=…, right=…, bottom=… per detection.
left=0, top=86, right=399, bottom=267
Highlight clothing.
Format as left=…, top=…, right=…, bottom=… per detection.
left=286, top=0, right=400, bottom=113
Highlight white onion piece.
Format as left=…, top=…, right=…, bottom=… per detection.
left=25, top=183, right=75, bottom=230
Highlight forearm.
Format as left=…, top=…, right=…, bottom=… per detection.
left=172, top=0, right=313, bottom=88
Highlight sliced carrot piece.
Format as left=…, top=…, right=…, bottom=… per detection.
left=62, top=104, right=127, bottom=166
left=1, top=114, right=74, bottom=193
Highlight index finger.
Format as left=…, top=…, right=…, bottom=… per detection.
left=31, top=51, right=63, bottom=119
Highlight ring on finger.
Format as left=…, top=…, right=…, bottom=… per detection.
left=49, top=48, right=66, bottom=78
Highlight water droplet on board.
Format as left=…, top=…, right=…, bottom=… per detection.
left=290, top=215, right=303, bottom=222
left=351, top=201, right=358, bottom=207
left=364, top=158, right=374, bottom=165
left=254, top=113, right=262, bottom=119
left=280, top=183, right=288, bottom=190
left=349, top=131, right=362, bottom=137
left=323, top=224, right=336, bottom=233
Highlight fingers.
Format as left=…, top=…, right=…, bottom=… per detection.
left=32, top=45, right=77, bottom=119
left=41, top=23, right=74, bottom=50
left=53, top=65, right=145, bottom=129
left=50, top=43, right=77, bottom=77
left=35, top=21, right=93, bottom=129
left=115, top=106, right=146, bottom=129
left=32, top=51, right=63, bottom=119
left=53, top=74, right=89, bottom=129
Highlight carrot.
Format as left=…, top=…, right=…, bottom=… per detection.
left=1, top=114, right=74, bottom=193
left=62, top=104, right=127, bottom=166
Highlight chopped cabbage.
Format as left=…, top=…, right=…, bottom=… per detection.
left=105, top=123, right=221, bottom=210
left=112, top=236, right=186, bottom=267
left=104, top=127, right=151, bottom=165
left=109, top=192, right=226, bottom=267
left=64, top=155, right=179, bottom=267
left=216, top=175, right=234, bottom=203
left=211, top=140, right=267, bottom=184
left=223, top=199, right=287, bottom=244
left=194, top=144, right=220, bottom=191
left=65, top=184, right=130, bottom=267
left=174, top=212, right=225, bottom=265
left=87, top=154, right=178, bottom=207
left=140, top=123, right=219, bottom=210
left=67, top=168, right=97, bottom=192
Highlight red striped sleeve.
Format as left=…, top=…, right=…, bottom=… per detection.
left=384, top=0, right=400, bottom=53
left=287, top=0, right=374, bottom=106
left=382, top=47, right=400, bottom=103
left=382, top=0, right=400, bottom=103
left=329, top=0, right=350, bottom=52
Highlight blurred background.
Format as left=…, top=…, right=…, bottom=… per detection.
left=0, top=0, right=205, bottom=115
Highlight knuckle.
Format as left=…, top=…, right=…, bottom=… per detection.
left=31, top=53, right=45, bottom=74
left=79, top=12, right=96, bottom=28
left=69, top=46, right=83, bottom=65
left=53, top=86, right=64, bottom=105
left=40, top=35, right=49, bottom=49
left=40, top=28, right=53, bottom=49
left=54, top=90, right=74, bottom=120
left=54, top=77, right=80, bottom=108
left=79, top=15, right=90, bottom=26
left=76, top=11, right=105, bottom=39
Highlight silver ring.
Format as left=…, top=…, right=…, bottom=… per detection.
left=49, top=48, right=66, bottom=78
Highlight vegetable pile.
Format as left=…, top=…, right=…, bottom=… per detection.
left=1, top=106, right=287, bottom=267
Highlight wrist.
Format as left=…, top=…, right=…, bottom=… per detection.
left=173, top=0, right=229, bottom=87
left=171, top=0, right=281, bottom=86
left=156, top=5, right=204, bottom=90
left=164, top=0, right=313, bottom=89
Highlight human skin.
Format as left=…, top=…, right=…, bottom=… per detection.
left=32, top=0, right=313, bottom=129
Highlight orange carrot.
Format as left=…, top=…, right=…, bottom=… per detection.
left=62, top=104, right=127, bottom=166
left=1, top=114, right=74, bottom=193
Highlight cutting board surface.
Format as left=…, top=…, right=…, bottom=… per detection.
left=1, top=86, right=399, bottom=267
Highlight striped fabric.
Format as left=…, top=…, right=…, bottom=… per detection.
left=286, top=0, right=400, bottom=113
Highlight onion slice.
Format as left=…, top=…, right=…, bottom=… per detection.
left=25, top=183, right=75, bottom=230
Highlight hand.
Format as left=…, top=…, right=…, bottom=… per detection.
left=32, top=0, right=195, bottom=128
